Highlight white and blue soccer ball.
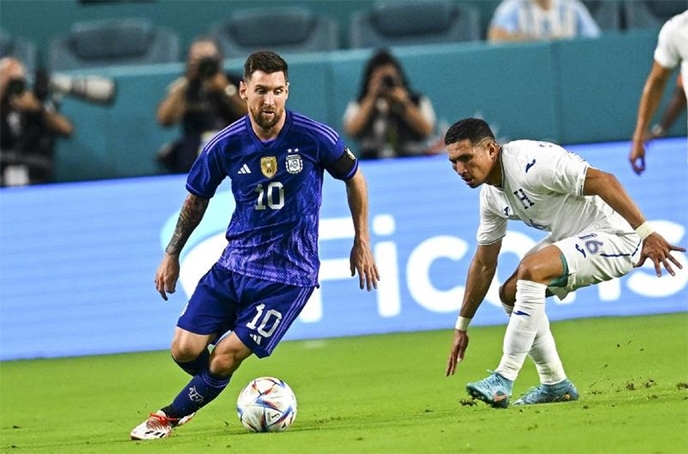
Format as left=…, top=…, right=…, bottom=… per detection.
left=236, top=376, right=297, bottom=432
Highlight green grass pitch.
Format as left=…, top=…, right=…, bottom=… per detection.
left=1, top=313, right=687, bottom=454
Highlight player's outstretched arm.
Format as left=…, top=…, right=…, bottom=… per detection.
left=583, top=168, right=685, bottom=276
left=446, top=241, right=501, bottom=376
left=630, top=61, right=673, bottom=175
left=344, top=168, right=380, bottom=291
left=155, top=193, right=210, bottom=300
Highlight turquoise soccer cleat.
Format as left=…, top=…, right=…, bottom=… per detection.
left=513, top=379, right=579, bottom=405
left=466, top=372, right=513, bottom=408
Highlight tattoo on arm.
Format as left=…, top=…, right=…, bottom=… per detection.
left=165, top=194, right=209, bottom=255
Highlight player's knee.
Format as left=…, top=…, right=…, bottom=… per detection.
left=170, top=338, right=204, bottom=363
left=516, top=256, right=550, bottom=283
left=499, top=282, right=516, bottom=305
left=516, top=260, right=534, bottom=281
left=209, top=349, right=248, bottom=377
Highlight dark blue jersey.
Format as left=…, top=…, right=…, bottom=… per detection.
left=186, top=110, right=358, bottom=287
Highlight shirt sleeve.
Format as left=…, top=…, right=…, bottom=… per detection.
left=418, top=96, right=437, bottom=129
left=185, top=141, right=226, bottom=198
left=654, top=18, right=681, bottom=70
left=573, top=1, right=601, bottom=38
left=490, top=0, right=520, bottom=33
left=342, top=101, right=361, bottom=126
left=324, top=138, right=358, bottom=181
left=476, top=187, right=508, bottom=245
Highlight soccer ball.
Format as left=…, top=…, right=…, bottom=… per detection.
left=236, top=376, right=297, bottom=432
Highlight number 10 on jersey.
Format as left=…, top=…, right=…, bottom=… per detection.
left=254, top=182, right=285, bottom=210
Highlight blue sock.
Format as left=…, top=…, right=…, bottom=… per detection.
left=164, top=369, right=231, bottom=418
left=174, top=348, right=210, bottom=376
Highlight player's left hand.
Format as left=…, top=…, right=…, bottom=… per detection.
left=445, top=329, right=469, bottom=377
left=635, top=233, right=685, bottom=277
left=349, top=239, right=380, bottom=291
left=155, top=253, right=181, bottom=301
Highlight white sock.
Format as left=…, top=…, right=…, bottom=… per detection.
left=501, top=291, right=567, bottom=384
left=528, top=312, right=567, bottom=385
left=496, top=280, right=547, bottom=381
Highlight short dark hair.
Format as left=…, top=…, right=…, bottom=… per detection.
left=357, top=48, right=411, bottom=102
left=444, top=118, right=495, bottom=146
left=243, top=51, right=289, bottom=81
left=190, top=36, right=223, bottom=59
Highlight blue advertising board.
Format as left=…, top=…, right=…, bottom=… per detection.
left=0, top=139, right=686, bottom=360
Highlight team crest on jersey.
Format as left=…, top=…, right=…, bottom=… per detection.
left=261, top=156, right=277, bottom=179
left=286, top=152, right=303, bottom=174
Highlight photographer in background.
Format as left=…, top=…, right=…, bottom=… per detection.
left=156, top=37, right=246, bottom=174
left=0, top=57, right=73, bottom=187
left=343, top=48, right=436, bottom=160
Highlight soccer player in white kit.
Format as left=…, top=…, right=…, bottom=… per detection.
left=443, top=118, right=685, bottom=408
left=630, top=9, right=688, bottom=175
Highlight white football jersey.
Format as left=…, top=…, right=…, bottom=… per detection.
left=654, top=10, right=688, bottom=103
left=477, top=140, right=633, bottom=245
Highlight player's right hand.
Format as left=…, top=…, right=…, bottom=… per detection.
left=445, top=329, right=469, bottom=377
left=155, top=253, right=181, bottom=301
left=629, top=141, right=646, bottom=175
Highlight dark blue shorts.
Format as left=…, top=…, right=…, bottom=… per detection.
left=177, top=263, right=314, bottom=358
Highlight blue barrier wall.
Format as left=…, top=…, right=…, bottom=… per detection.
left=1, top=138, right=686, bottom=361
left=553, top=31, right=671, bottom=144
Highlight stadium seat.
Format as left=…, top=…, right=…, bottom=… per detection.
left=582, top=0, right=623, bottom=32
left=0, top=29, right=38, bottom=74
left=624, top=0, right=688, bottom=30
left=208, top=7, right=339, bottom=59
left=48, top=18, right=180, bottom=71
left=348, top=0, right=481, bottom=49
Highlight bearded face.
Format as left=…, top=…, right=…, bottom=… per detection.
left=250, top=101, right=281, bottom=131
left=240, top=70, right=289, bottom=138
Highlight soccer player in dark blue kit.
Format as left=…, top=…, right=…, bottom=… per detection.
left=131, top=51, right=380, bottom=440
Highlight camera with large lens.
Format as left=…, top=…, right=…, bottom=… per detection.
left=382, top=75, right=397, bottom=89
left=197, top=56, right=220, bottom=79
left=6, top=78, right=26, bottom=96
left=48, top=73, right=117, bottom=106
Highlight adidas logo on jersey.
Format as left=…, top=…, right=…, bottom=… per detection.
left=238, top=164, right=251, bottom=174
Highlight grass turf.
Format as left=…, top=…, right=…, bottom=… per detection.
left=1, top=312, right=687, bottom=454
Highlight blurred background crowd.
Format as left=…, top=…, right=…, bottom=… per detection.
left=1, top=0, right=686, bottom=186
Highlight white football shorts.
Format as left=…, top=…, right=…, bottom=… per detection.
left=530, top=230, right=641, bottom=300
